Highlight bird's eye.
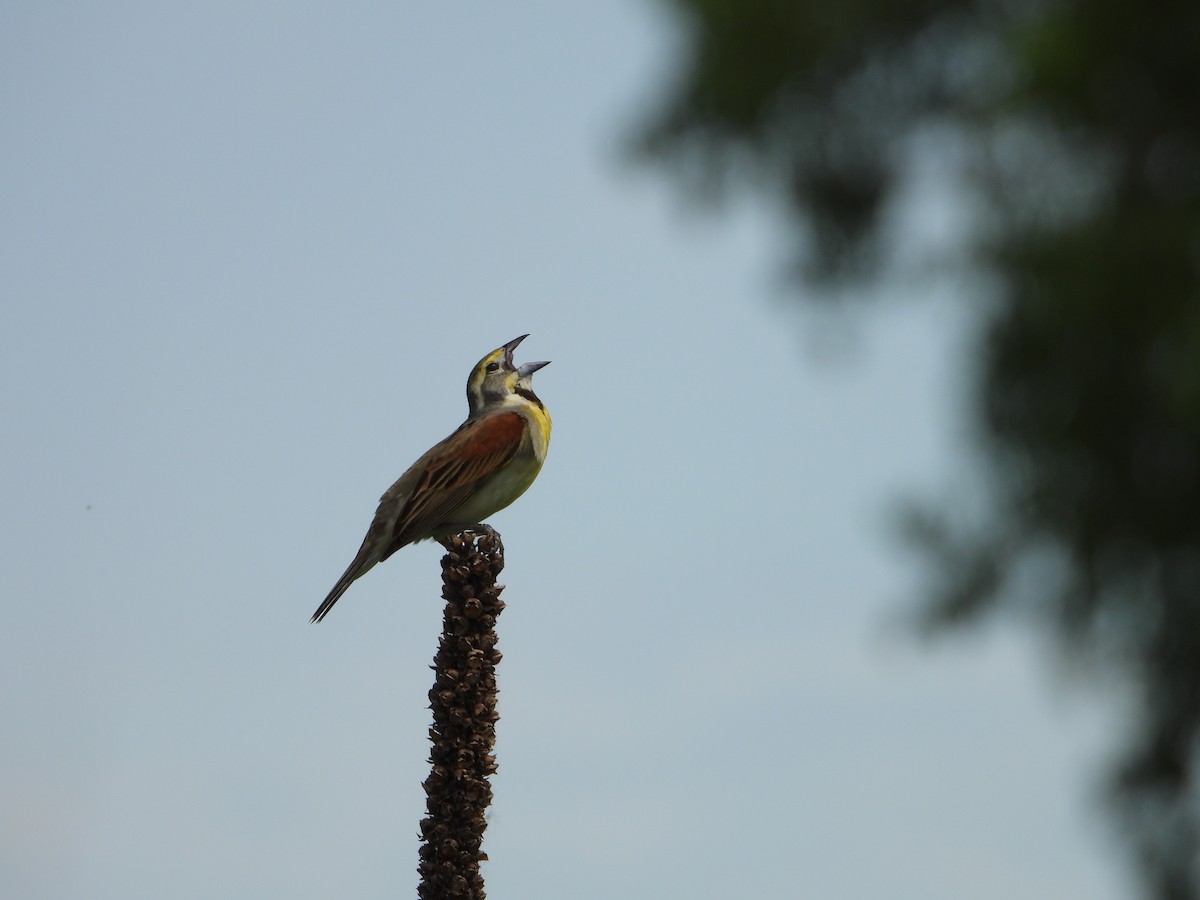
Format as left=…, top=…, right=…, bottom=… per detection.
left=486, top=362, right=500, bottom=372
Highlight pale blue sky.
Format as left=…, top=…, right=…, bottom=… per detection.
left=2, top=4, right=1128, bottom=899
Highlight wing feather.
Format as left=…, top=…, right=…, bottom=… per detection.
left=381, top=412, right=525, bottom=557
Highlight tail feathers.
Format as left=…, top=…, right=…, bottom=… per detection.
left=311, top=553, right=376, bottom=623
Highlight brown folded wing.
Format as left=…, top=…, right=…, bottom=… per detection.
left=380, top=411, right=525, bottom=559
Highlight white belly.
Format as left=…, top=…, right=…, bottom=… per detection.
left=445, top=450, right=544, bottom=527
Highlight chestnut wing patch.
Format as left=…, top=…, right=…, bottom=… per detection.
left=387, top=412, right=525, bottom=552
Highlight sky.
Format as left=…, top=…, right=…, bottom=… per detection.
left=1, top=3, right=1132, bottom=899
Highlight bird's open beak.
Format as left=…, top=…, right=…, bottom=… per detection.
left=502, top=335, right=548, bottom=375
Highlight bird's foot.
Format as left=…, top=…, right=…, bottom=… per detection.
left=464, top=524, right=504, bottom=558
left=437, top=525, right=503, bottom=553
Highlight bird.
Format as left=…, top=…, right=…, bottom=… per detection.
left=311, top=334, right=551, bottom=623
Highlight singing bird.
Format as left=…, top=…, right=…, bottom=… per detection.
left=311, top=335, right=551, bottom=623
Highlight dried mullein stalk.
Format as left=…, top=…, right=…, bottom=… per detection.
left=417, top=528, right=506, bottom=900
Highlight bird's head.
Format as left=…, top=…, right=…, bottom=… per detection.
left=467, top=334, right=550, bottom=415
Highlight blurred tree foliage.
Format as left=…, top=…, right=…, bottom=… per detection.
left=635, top=0, right=1200, bottom=896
